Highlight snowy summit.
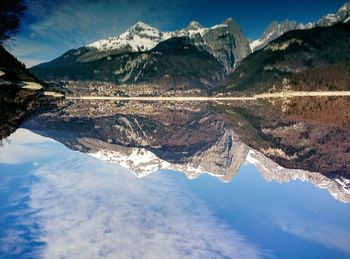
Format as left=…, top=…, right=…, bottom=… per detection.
left=87, top=20, right=230, bottom=53
left=87, top=21, right=168, bottom=52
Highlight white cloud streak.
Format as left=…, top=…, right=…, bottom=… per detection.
left=24, top=154, right=262, bottom=258
left=279, top=220, right=350, bottom=254
left=0, top=129, right=56, bottom=164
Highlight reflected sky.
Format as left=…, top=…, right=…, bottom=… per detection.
left=1, top=129, right=350, bottom=258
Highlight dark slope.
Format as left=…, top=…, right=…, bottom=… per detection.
left=216, top=23, right=350, bottom=95
left=30, top=38, right=226, bottom=90
left=0, top=45, right=36, bottom=82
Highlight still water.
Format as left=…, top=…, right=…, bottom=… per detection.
left=0, top=128, right=349, bottom=258
left=1, top=98, right=350, bottom=258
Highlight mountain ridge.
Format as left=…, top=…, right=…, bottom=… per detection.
left=251, top=2, right=350, bottom=51
left=86, top=18, right=250, bottom=70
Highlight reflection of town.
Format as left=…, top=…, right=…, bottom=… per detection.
left=23, top=97, right=350, bottom=203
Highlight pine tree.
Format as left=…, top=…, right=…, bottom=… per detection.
left=0, top=0, right=26, bottom=45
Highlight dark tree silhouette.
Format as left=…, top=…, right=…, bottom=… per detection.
left=0, top=0, right=26, bottom=45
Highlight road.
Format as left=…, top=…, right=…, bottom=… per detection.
left=64, top=91, right=350, bottom=101
left=255, top=91, right=350, bottom=98
left=65, top=96, right=257, bottom=101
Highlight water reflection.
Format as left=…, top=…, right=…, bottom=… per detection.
left=0, top=128, right=350, bottom=258
left=22, top=97, right=350, bottom=202
left=1, top=97, right=350, bottom=258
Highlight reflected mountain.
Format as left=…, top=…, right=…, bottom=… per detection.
left=23, top=97, right=350, bottom=202
left=0, top=86, right=39, bottom=142
left=216, top=97, right=350, bottom=174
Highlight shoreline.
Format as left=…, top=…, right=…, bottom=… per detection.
left=64, top=91, right=350, bottom=101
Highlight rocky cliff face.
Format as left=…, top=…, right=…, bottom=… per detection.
left=199, top=19, right=251, bottom=72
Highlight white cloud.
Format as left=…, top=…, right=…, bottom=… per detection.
left=25, top=0, right=192, bottom=44
left=20, top=153, right=263, bottom=258
left=279, top=220, right=350, bottom=254
left=3, top=128, right=55, bottom=145
left=0, top=129, right=57, bottom=164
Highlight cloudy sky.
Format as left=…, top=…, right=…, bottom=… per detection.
left=7, top=0, right=348, bottom=67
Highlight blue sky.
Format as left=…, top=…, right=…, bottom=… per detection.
left=8, top=0, right=349, bottom=67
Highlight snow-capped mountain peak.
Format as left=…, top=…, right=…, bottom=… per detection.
left=131, top=21, right=155, bottom=30
left=85, top=18, right=251, bottom=71
left=317, top=2, right=350, bottom=26
left=87, top=21, right=167, bottom=52
left=87, top=19, right=237, bottom=53
left=186, top=21, right=204, bottom=30
left=250, top=19, right=313, bottom=51
left=250, top=2, right=350, bottom=51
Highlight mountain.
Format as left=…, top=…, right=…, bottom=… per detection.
left=29, top=19, right=250, bottom=89
left=30, top=37, right=225, bottom=90
left=217, top=23, right=350, bottom=94
left=251, top=2, right=350, bottom=51
left=184, top=18, right=251, bottom=72
left=87, top=21, right=168, bottom=53
left=88, top=18, right=251, bottom=72
left=317, top=2, right=350, bottom=26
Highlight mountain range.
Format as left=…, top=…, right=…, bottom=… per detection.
left=30, top=19, right=250, bottom=90
left=31, top=3, right=350, bottom=93
left=28, top=2, right=350, bottom=94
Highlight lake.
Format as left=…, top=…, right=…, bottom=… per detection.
left=0, top=98, right=349, bottom=258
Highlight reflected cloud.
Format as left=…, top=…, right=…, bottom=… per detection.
left=3, top=128, right=55, bottom=145
left=279, top=221, right=350, bottom=254
left=24, top=155, right=263, bottom=258
left=0, top=129, right=56, bottom=165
